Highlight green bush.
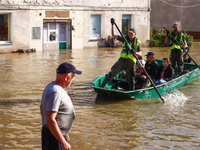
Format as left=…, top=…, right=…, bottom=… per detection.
left=148, top=28, right=193, bottom=47
left=183, top=30, right=193, bottom=46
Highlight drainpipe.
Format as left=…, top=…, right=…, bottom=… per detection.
left=148, top=0, right=151, bottom=12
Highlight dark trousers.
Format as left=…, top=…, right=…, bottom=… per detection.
left=170, top=49, right=183, bottom=75
left=101, top=57, right=135, bottom=90
left=42, top=126, right=67, bottom=150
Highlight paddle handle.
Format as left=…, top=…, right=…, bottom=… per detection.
left=163, top=26, right=200, bottom=69
left=112, top=18, right=165, bottom=103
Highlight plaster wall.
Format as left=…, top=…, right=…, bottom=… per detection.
left=71, top=11, right=84, bottom=49
left=151, top=0, right=200, bottom=31
left=29, top=8, right=44, bottom=51
left=0, top=0, right=149, bottom=8
left=0, top=0, right=151, bottom=52
left=0, top=10, right=30, bottom=52
left=83, top=10, right=150, bottom=48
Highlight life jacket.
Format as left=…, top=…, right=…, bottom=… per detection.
left=171, top=31, right=184, bottom=51
left=120, top=37, right=140, bottom=63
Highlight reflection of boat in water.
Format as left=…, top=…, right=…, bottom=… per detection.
left=91, top=59, right=200, bottom=100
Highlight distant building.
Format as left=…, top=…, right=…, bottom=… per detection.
left=0, top=0, right=150, bottom=52
left=151, top=0, right=200, bottom=39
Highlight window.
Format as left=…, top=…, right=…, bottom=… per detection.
left=49, top=23, right=57, bottom=42
left=59, top=23, right=66, bottom=42
left=0, top=14, right=11, bottom=44
left=122, top=15, right=131, bottom=35
left=43, top=23, right=48, bottom=42
left=90, top=15, right=101, bottom=39
left=43, top=23, right=57, bottom=42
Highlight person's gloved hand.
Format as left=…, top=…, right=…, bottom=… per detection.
left=166, top=30, right=169, bottom=36
left=130, top=49, right=135, bottom=54
left=111, top=18, right=115, bottom=25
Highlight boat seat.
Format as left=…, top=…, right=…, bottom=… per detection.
left=112, top=78, right=130, bottom=90
left=112, top=78, right=129, bottom=83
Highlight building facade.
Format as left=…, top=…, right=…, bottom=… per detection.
left=0, top=0, right=150, bottom=52
left=151, top=0, right=200, bottom=39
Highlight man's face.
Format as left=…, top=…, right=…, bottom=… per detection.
left=65, top=72, right=75, bottom=88
left=174, top=26, right=180, bottom=33
left=146, top=56, right=154, bottom=62
left=128, top=32, right=136, bottom=40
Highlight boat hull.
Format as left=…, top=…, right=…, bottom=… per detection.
left=91, top=62, right=200, bottom=100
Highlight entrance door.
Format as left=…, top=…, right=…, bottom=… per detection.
left=59, top=23, right=68, bottom=49
left=43, top=20, right=71, bottom=51
left=43, top=22, right=58, bottom=50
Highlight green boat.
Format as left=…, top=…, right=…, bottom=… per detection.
left=91, top=59, right=200, bottom=100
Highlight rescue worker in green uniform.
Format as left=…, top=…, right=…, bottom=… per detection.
left=101, top=20, right=142, bottom=90
left=164, top=24, right=187, bottom=76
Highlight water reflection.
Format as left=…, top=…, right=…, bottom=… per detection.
left=0, top=42, right=200, bottom=149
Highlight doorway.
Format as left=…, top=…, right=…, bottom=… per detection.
left=43, top=20, right=71, bottom=50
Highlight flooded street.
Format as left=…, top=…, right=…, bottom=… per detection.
left=0, top=41, right=200, bottom=150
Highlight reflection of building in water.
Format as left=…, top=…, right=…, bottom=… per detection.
left=0, top=0, right=150, bottom=52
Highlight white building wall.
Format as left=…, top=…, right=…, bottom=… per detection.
left=29, top=8, right=44, bottom=51
left=0, top=10, right=30, bottom=52
left=83, top=10, right=150, bottom=48
left=71, top=11, right=84, bottom=49
left=0, top=0, right=150, bottom=52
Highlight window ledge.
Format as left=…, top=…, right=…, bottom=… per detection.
left=0, top=41, right=12, bottom=45
left=88, top=38, right=105, bottom=42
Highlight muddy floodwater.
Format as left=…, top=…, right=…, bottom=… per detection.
left=0, top=41, right=200, bottom=150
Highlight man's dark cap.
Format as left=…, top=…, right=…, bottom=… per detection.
left=128, top=28, right=136, bottom=34
left=172, top=24, right=179, bottom=27
left=145, top=51, right=154, bottom=57
left=56, top=62, right=82, bottom=75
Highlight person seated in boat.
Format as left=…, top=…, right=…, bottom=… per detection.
left=135, top=59, right=146, bottom=89
left=155, top=57, right=174, bottom=85
left=141, top=52, right=160, bottom=88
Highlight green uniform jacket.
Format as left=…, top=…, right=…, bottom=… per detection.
left=117, top=35, right=141, bottom=63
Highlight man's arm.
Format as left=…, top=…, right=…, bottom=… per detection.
left=136, top=51, right=142, bottom=57
left=182, top=41, right=188, bottom=49
left=154, top=63, right=160, bottom=79
left=46, top=111, right=71, bottom=150
left=135, top=42, right=142, bottom=57
left=182, top=34, right=188, bottom=49
left=111, top=25, right=118, bottom=39
left=164, top=30, right=170, bottom=45
left=164, top=35, right=170, bottom=45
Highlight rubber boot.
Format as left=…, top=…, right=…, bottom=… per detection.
left=101, top=75, right=110, bottom=88
left=128, top=78, right=135, bottom=91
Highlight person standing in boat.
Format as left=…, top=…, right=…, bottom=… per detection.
left=164, top=23, right=188, bottom=76
left=40, top=62, right=82, bottom=150
left=101, top=19, right=142, bottom=90
left=141, top=52, right=159, bottom=88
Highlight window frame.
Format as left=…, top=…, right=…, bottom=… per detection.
left=48, top=23, right=58, bottom=43
left=122, top=15, right=132, bottom=35
left=43, top=22, right=59, bottom=43
left=0, top=13, right=12, bottom=45
left=90, top=14, right=102, bottom=40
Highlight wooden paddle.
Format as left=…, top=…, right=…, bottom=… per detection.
left=111, top=18, right=165, bottom=103
left=163, top=26, right=200, bottom=69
